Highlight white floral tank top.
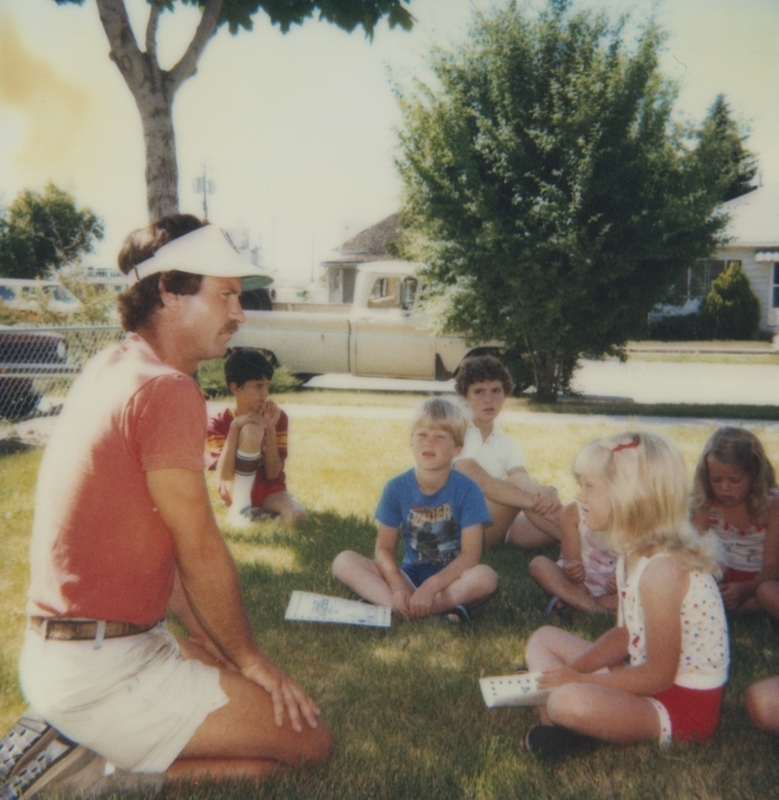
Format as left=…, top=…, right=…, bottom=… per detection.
left=617, top=554, right=729, bottom=690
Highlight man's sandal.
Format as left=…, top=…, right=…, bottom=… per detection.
left=0, top=714, right=103, bottom=800
left=0, top=714, right=55, bottom=785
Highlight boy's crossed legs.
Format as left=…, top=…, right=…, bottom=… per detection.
left=331, top=551, right=497, bottom=620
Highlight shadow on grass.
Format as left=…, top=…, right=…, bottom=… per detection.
left=204, top=511, right=779, bottom=800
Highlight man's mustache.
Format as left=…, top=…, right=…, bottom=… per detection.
left=220, top=322, right=240, bottom=336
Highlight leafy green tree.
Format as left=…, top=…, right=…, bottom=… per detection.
left=700, top=262, right=760, bottom=340
left=0, top=183, right=104, bottom=280
left=54, top=0, right=414, bottom=221
left=694, top=94, right=757, bottom=203
left=396, top=0, right=735, bottom=401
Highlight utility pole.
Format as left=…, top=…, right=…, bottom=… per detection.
left=193, top=161, right=215, bottom=220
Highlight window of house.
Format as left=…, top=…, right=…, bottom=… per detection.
left=668, top=259, right=737, bottom=304
left=690, top=259, right=732, bottom=298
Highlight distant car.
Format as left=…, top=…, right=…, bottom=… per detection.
left=0, top=327, right=73, bottom=418
left=0, top=278, right=80, bottom=314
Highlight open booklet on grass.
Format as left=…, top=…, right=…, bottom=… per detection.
left=285, top=591, right=391, bottom=628
left=479, top=672, right=551, bottom=708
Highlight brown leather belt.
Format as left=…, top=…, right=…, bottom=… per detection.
left=30, top=617, right=158, bottom=641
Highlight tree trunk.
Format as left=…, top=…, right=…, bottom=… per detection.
left=532, top=355, right=559, bottom=404
left=532, top=351, right=583, bottom=403
left=95, top=0, right=223, bottom=221
left=135, top=69, right=179, bottom=220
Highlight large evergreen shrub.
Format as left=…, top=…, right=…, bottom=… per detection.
left=699, top=262, right=760, bottom=340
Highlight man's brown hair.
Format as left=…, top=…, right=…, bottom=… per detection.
left=116, top=214, right=206, bottom=332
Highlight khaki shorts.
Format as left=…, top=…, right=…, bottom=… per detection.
left=19, top=622, right=228, bottom=773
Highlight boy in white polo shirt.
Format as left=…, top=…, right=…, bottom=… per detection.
left=453, top=355, right=562, bottom=549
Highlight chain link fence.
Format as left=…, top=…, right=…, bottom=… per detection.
left=0, top=325, right=125, bottom=420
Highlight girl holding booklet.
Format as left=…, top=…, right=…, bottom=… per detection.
left=521, top=432, right=729, bottom=761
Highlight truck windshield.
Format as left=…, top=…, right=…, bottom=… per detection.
left=366, top=275, right=418, bottom=311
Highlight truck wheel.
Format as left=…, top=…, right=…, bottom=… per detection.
left=435, top=355, right=453, bottom=381
left=0, top=379, right=40, bottom=419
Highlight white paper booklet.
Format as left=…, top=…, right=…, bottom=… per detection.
left=284, top=591, right=391, bottom=628
left=479, top=672, right=551, bottom=708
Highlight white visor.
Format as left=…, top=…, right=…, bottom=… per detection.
left=128, top=225, right=272, bottom=286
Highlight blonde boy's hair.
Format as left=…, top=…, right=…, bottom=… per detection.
left=691, top=426, right=776, bottom=522
left=574, top=431, right=721, bottom=575
left=410, top=397, right=470, bottom=448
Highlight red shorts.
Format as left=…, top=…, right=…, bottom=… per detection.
left=723, top=567, right=758, bottom=583
left=251, top=479, right=286, bottom=507
left=652, top=684, right=724, bottom=742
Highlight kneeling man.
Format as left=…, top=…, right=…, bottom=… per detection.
left=11, top=216, right=332, bottom=793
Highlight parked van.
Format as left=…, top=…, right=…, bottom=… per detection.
left=0, top=278, right=80, bottom=314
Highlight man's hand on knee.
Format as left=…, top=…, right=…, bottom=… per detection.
left=241, top=657, right=322, bottom=733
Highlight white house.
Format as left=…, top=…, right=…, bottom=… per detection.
left=713, top=184, right=779, bottom=332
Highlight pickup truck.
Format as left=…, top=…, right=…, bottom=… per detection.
left=0, top=327, right=73, bottom=418
left=230, top=261, right=499, bottom=380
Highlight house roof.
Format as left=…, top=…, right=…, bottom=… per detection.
left=721, top=184, right=779, bottom=248
left=323, top=214, right=400, bottom=264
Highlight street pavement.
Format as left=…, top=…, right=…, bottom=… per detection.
left=573, top=359, right=778, bottom=406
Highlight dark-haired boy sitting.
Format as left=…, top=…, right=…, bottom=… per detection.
left=453, top=355, right=561, bottom=549
left=207, top=349, right=307, bottom=527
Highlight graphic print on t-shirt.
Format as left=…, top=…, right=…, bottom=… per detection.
left=407, top=503, right=459, bottom=565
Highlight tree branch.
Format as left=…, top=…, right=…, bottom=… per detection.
left=167, top=0, right=225, bottom=92
left=95, top=0, right=146, bottom=100
left=146, top=0, right=165, bottom=59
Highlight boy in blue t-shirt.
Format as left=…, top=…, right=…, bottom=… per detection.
left=332, top=397, right=498, bottom=622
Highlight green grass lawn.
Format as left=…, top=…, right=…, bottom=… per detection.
left=3, top=402, right=779, bottom=799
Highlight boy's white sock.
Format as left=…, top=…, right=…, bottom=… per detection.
left=226, top=449, right=261, bottom=527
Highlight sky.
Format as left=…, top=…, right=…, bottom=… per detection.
left=0, top=0, right=777, bottom=286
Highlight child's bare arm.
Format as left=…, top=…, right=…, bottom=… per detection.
left=760, top=496, right=779, bottom=582
left=508, top=468, right=561, bottom=518
left=541, top=557, right=687, bottom=696
left=559, top=502, right=586, bottom=583
left=723, top=496, right=779, bottom=608
left=259, top=401, right=284, bottom=480
left=691, top=509, right=710, bottom=535
left=374, top=522, right=412, bottom=617
left=566, top=625, right=629, bottom=674
left=455, top=459, right=539, bottom=509
left=454, top=458, right=561, bottom=524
